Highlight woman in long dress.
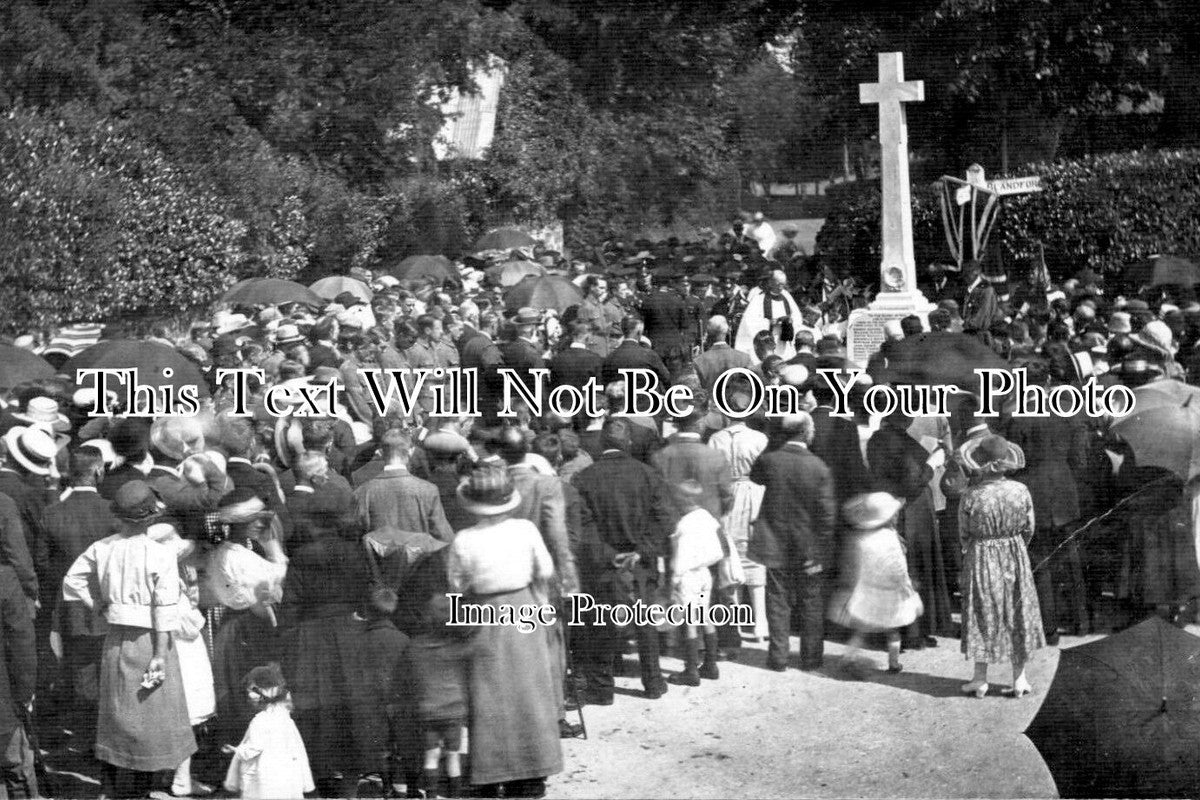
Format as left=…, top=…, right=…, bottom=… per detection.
left=957, top=435, right=1046, bottom=698
left=448, top=463, right=563, bottom=798
left=62, top=481, right=197, bottom=798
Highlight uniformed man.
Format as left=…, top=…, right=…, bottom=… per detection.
left=404, top=314, right=461, bottom=414
left=576, top=276, right=626, bottom=358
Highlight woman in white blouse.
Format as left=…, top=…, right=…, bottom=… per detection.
left=447, top=464, right=562, bottom=798
left=62, top=480, right=197, bottom=799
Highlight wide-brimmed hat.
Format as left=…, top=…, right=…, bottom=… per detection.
left=1131, top=320, right=1176, bottom=356
left=960, top=434, right=1026, bottom=475
left=456, top=464, right=521, bottom=516
left=1107, top=312, right=1132, bottom=334
left=213, top=311, right=253, bottom=336
left=274, top=323, right=305, bottom=347
left=13, top=396, right=70, bottom=432
left=423, top=430, right=471, bottom=456
left=842, top=492, right=904, bottom=530
left=511, top=307, right=543, bottom=327
left=3, top=426, right=64, bottom=476
left=111, top=480, right=165, bottom=523
left=1109, top=357, right=1163, bottom=382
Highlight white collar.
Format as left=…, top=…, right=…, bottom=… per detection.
left=570, top=342, right=589, bottom=350
left=675, top=432, right=701, bottom=440
left=59, top=486, right=98, bottom=501
left=293, top=485, right=314, bottom=494
left=383, top=464, right=408, bottom=473
left=228, top=457, right=252, bottom=466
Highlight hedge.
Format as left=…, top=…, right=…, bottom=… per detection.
left=816, top=148, right=1200, bottom=290
left=0, top=108, right=246, bottom=334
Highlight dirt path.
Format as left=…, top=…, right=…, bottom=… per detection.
left=555, top=633, right=1071, bottom=798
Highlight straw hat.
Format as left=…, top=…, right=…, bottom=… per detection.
left=2, top=426, right=63, bottom=476
left=13, top=396, right=70, bottom=433
left=960, top=434, right=1026, bottom=475
left=842, top=492, right=905, bottom=530
left=456, top=463, right=521, bottom=516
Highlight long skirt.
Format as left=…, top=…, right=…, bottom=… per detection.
left=961, top=536, right=1046, bottom=664
left=723, top=479, right=764, bottom=557
left=177, top=631, right=216, bottom=726
left=285, top=608, right=371, bottom=781
left=95, top=625, right=197, bottom=771
left=828, top=528, right=923, bottom=633
left=468, top=586, right=563, bottom=786
left=899, top=488, right=954, bottom=639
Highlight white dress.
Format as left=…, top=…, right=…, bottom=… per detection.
left=223, top=703, right=315, bottom=800
left=671, top=509, right=724, bottom=611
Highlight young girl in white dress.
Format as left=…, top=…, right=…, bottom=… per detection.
left=223, top=663, right=314, bottom=800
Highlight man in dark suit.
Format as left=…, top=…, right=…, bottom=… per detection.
left=218, top=416, right=287, bottom=521
left=962, top=261, right=1002, bottom=336
left=550, top=321, right=605, bottom=394
left=98, top=418, right=153, bottom=500
left=691, top=316, right=753, bottom=392
left=749, top=412, right=835, bottom=671
left=0, top=562, right=37, bottom=797
left=38, top=447, right=114, bottom=724
left=573, top=419, right=675, bottom=704
left=496, top=307, right=547, bottom=412
left=639, top=272, right=689, bottom=363
left=460, top=311, right=506, bottom=424
left=602, top=316, right=670, bottom=391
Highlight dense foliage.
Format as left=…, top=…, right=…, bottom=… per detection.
left=817, top=148, right=1200, bottom=289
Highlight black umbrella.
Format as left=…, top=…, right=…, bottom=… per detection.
left=1126, top=255, right=1200, bottom=289
left=1026, top=617, right=1200, bottom=798
left=875, top=331, right=1008, bottom=390
left=222, top=278, right=323, bottom=308
left=504, top=275, right=584, bottom=314
left=64, top=340, right=210, bottom=399
left=0, top=345, right=55, bottom=393
left=386, top=254, right=457, bottom=285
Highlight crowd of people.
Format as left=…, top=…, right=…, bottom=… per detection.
left=0, top=224, right=1197, bottom=799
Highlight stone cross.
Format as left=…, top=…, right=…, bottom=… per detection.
left=859, top=52, right=926, bottom=306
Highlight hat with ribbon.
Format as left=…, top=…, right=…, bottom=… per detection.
left=274, top=323, right=305, bottom=347
left=13, top=396, right=71, bottom=433
left=960, top=434, right=1026, bottom=475
left=111, top=480, right=165, bottom=524
left=511, top=307, right=543, bottom=327
left=3, top=426, right=63, bottom=476
left=456, top=463, right=521, bottom=516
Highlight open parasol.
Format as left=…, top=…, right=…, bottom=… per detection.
left=309, top=276, right=373, bottom=303
left=1110, top=391, right=1200, bottom=481
left=1026, top=617, right=1200, bottom=798
left=474, top=227, right=537, bottom=252
left=487, top=260, right=546, bottom=288
left=64, top=340, right=210, bottom=398
left=385, top=255, right=457, bottom=285
left=0, top=346, right=56, bottom=394
left=504, top=275, right=584, bottom=315
left=222, top=278, right=323, bottom=308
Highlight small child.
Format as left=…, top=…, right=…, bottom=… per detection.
left=828, top=492, right=924, bottom=678
left=667, top=479, right=726, bottom=686
left=359, top=587, right=410, bottom=796
left=398, top=546, right=474, bottom=799
left=222, top=663, right=315, bottom=800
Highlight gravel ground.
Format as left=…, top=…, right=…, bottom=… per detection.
left=554, top=632, right=1078, bottom=799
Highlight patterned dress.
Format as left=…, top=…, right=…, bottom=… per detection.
left=959, top=477, right=1046, bottom=663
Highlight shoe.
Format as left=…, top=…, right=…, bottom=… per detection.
left=559, top=719, right=586, bottom=738
left=841, top=657, right=873, bottom=681
left=1046, top=631, right=1061, bottom=647
left=766, top=662, right=787, bottom=672
left=961, top=680, right=989, bottom=698
left=1004, top=678, right=1034, bottom=698
left=886, top=663, right=903, bottom=674
left=717, top=648, right=740, bottom=662
left=668, top=670, right=701, bottom=686
left=798, top=661, right=823, bottom=672
left=580, top=689, right=614, bottom=706
left=170, top=781, right=215, bottom=797
left=922, top=636, right=939, bottom=648
left=644, top=682, right=668, bottom=699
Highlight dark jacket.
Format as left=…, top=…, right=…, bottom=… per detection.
left=867, top=425, right=934, bottom=502
left=640, top=289, right=689, bottom=356
left=573, top=451, right=675, bottom=571
left=649, top=434, right=734, bottom=520
left=38, top=489, right=116, bottom=635
left=549, top=346, right=605, bottom=392
left=0, top=493, right=36, bottom=603
left=748, top=442, right=836, bottom=569
left=810, top=406, right=871, bottom=505
left=1007, top=413, right=1088, bottom=529
left=0, top=564, right=35, bottom=745
left=602, top=340, right=670, bottom=392
left=98, top=463, right=145, bottom=501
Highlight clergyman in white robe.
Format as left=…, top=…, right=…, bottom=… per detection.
left=734, top=284, right=806, bottom=362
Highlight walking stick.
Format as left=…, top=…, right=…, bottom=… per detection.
left=562, top=623, right=587, bottom=740
left=20, top=702, right=52, bottom=799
